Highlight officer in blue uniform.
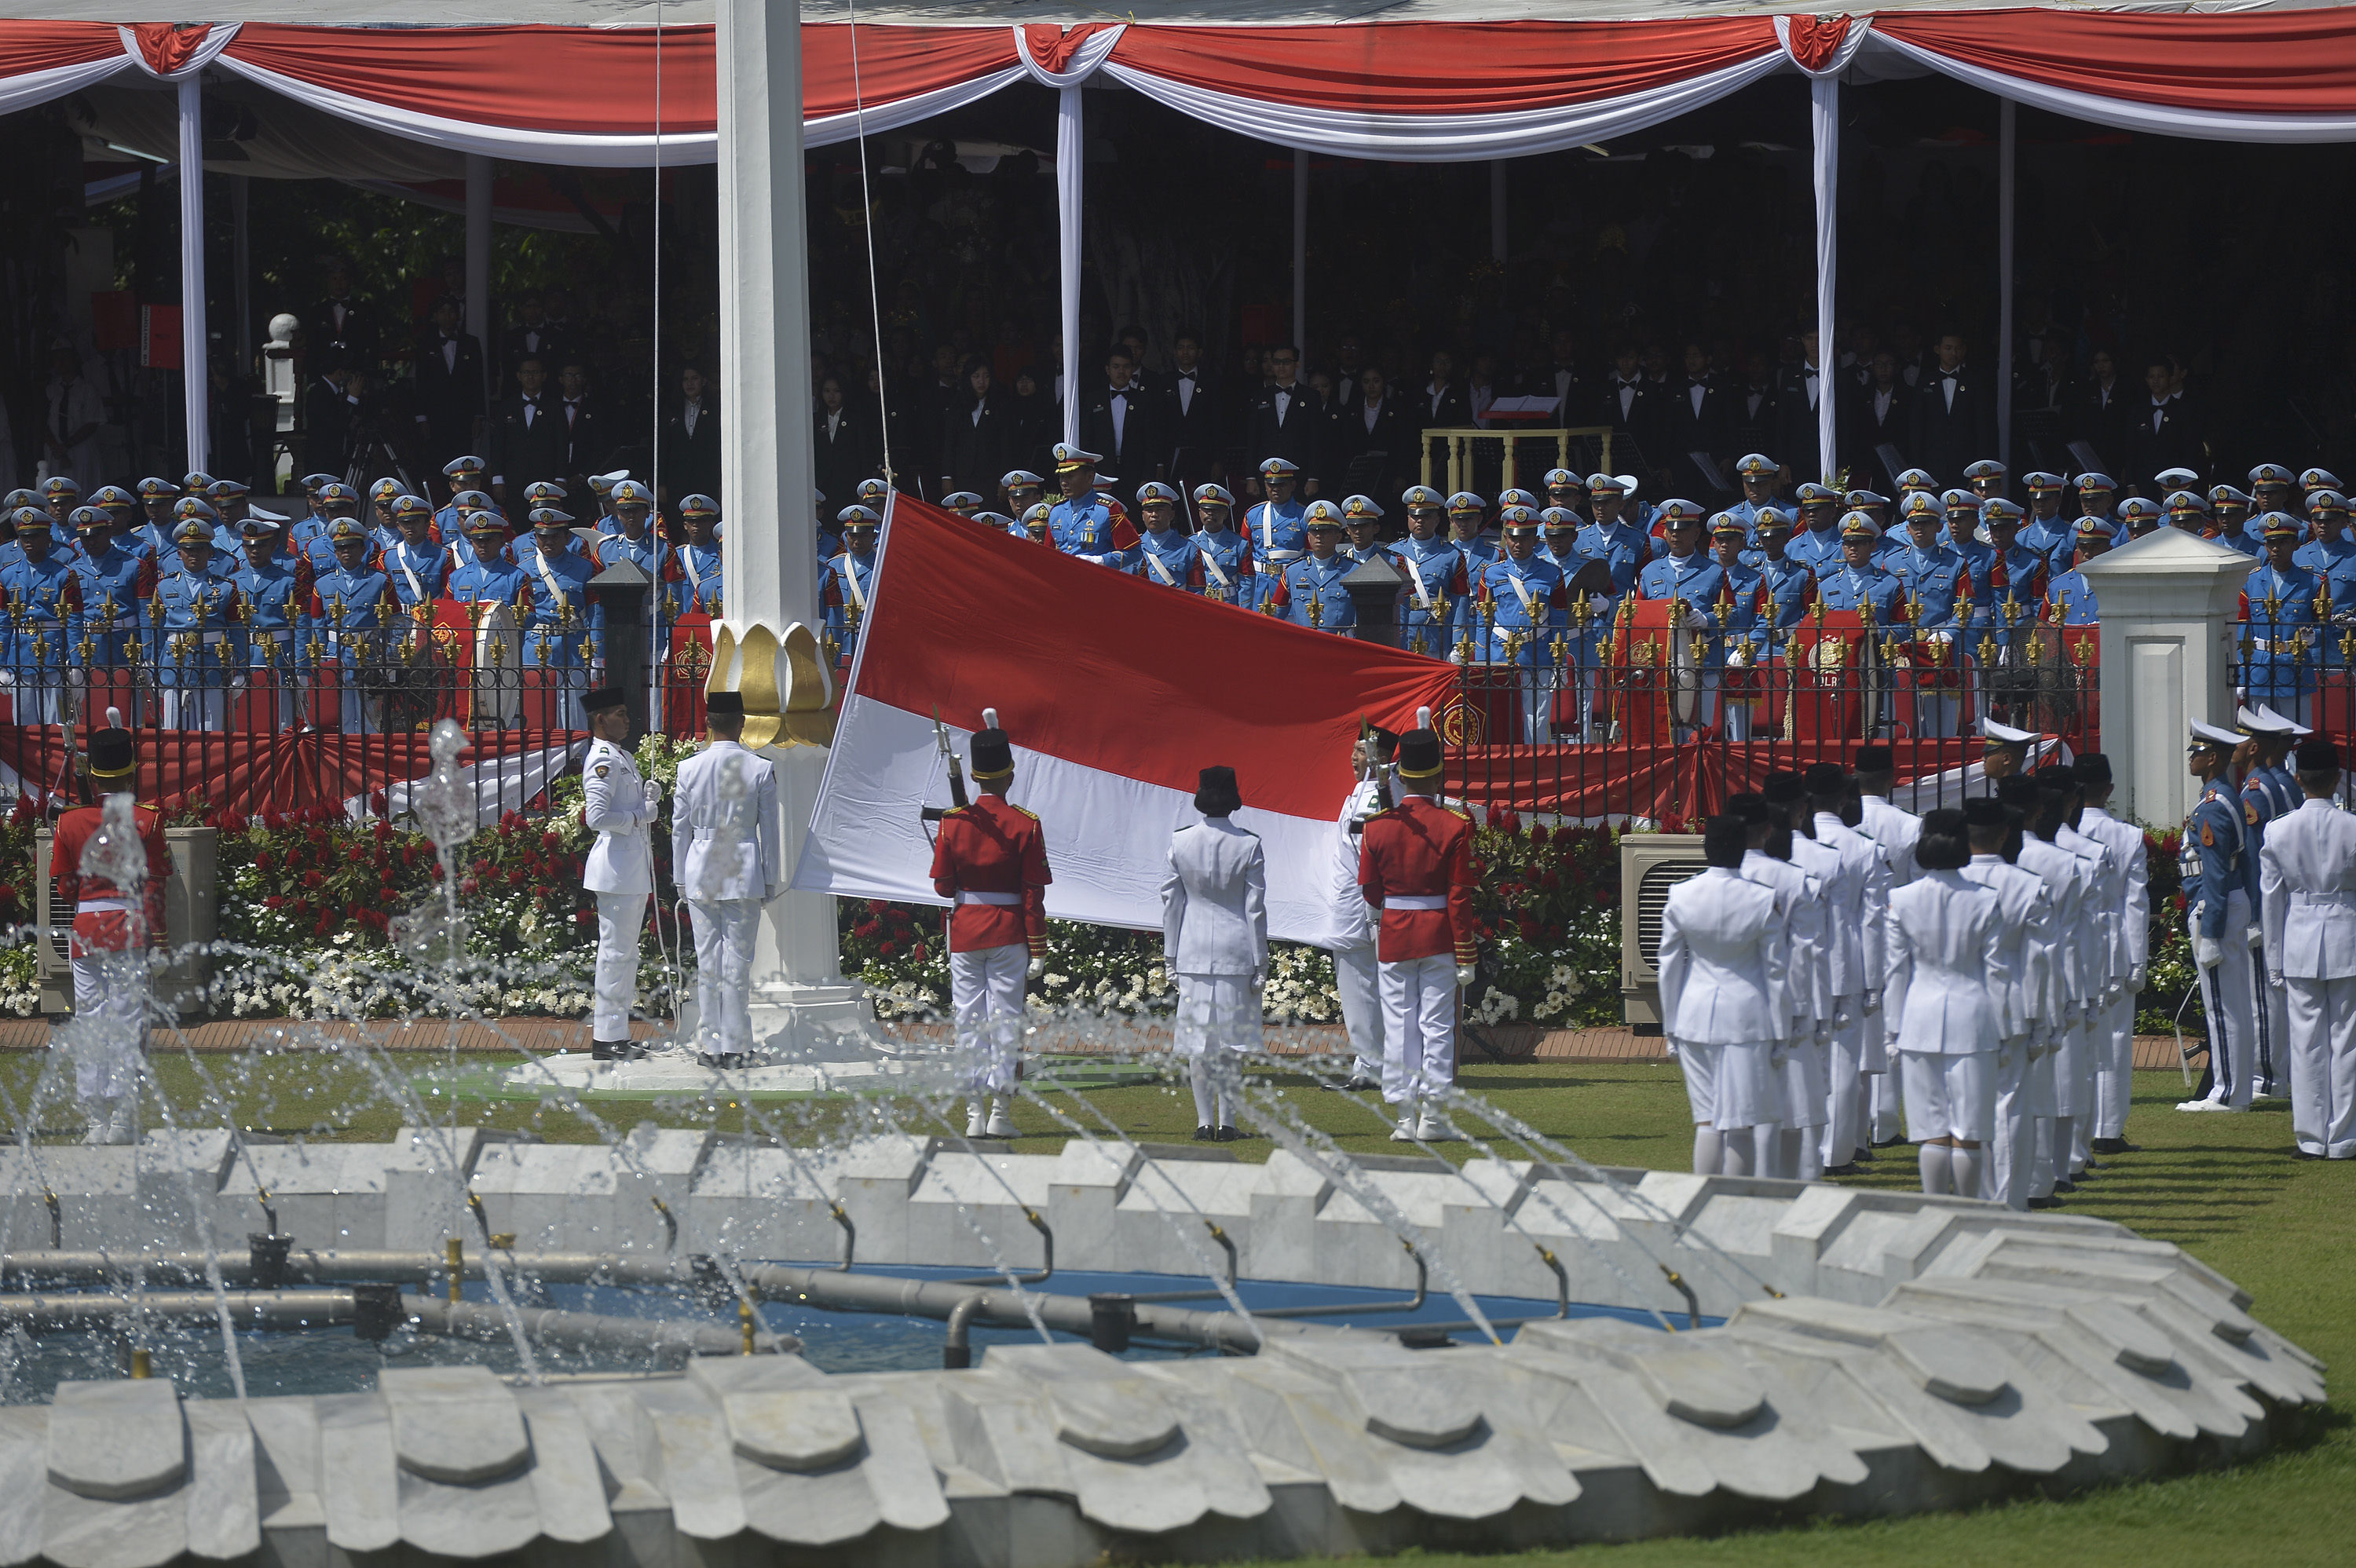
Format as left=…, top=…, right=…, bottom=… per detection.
left=1543, top=468, right=1589, bottom=521
left=1783, top=482, right=1846, bottom=575
left=2117, top=495, right=2164, bottom=539
left=2164, top=488, right=2212, bottom=536
left=446, top=510, right=531, bottom=729
left=1339, top=494, right=1388, bottom=569
left=149, top=515, right=246, bottom=731
left=1707, top=516, right=1766, bottom=740
left=1964, top=458, right=2008, bottom=502
left=38, top=477, right=81, bottom=543
left=1047, top=444, right=1125, bottom=568
left=1886, top=491, right=1977, bottom=636
left=1132, top=482, right=1198, bottom=591
left=2179, top=717, right=2260, bottom=1113
left=364, top=477, right=403, bottom=550
left=2295, top=490, right=2356, bottom=669
left=1389, top=485, right=1465, bottom=654
left=1635, top=499, right=1721, bottom=609
left=1725, top=454, right=1780, bottom=534
left=129, top=477, right=184, bottom=561
left=309, top=516, right=396, bottom=735
left=1586, top=473, right=1642, bottom=544
left=515, top=506, right=599, bottom=729
left=588, top=492, right=682, bottom=683
left=285, top=473, right=338, bottom=562
left=1268, top=500, right=1355, bottom=632
left=2301, top=466, right=2343, bottom=504
left=1472, top=505, right=1570, bottom=744
left=1976, top=499, right=2050, bottom=664
left=235, top=514, right=312, bottom=729
left=2043, top=516, right=2113, bottom=627
left=437, top=457, right=489, bottom=538
left=2240, top=514, right=2324, bottom=727
left=1747, top=509, right=1817, bottom=646
left=2208, top=485, right=2261, bottom=557
left=821, top=506, right=880, bottom=661
left=377, top=495, right=448, bottom=616
left=518, top=481, right=585, bottom=557
left=1001, top=469, right=1046, bottom=520
left=65, top=504, right=147, bottom=726
left=1814, top=512, right=1909, bottom=736
left=0, top=507, right=81, bottom=725
left=2018, top=471, right=2072, bottom=569
left=1243, top=456, right=1308, bottom=603
left=2075, top=472, right=2121, bottom=540
left=1939, top=485, right=1984, bottom=542
left=676, top=495, right=724, bottom=616
left=1538, top=506, right=1582, bottom=571
left=1188, top=485, right=1252, bottom=608
left=1444, top=491, right=1498, bottom=583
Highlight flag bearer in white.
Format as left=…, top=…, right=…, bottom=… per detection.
left=581, top=683, right=660, bottom=1062
left=1957, top=796, right=2054, bottom=1209
left=1356, top=721, right=1477, bottom=1142
left=1802, top=762, right=1892, bottom=1178
left=1162, top=766, right=1268, bottom=1141
left=2073, top=753, right=2150, bottom=1157
left=1326, top=726, right=1396, bottom=1092
left=1885, top=810, right=2011, bottom=1196
left=1655, top=815, right=1792, bottom=1177
left=2010, top=769, right=2099, bottom=1206
left=2259, top=738, right=2356, bottom=1159
left=2047, top=762, right=2118, bottom=1191
left=927, top=711, right=1052, bottom=1138
left=673, top=691, right=781, bottom=1070
left=1762, top=772, right=1841, bottom=1179
left=1725, top=791, right=1828, bottom=1175
left=1853, top=744, right=1921, bottom=1150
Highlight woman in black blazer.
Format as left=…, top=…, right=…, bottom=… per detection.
left=938, top=358, right=1012, bottom=499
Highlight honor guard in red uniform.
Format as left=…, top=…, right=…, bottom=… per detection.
left=49, top=708, right=173, bottom=1144
left=928, top=709, right=1052, bottom=1137
left=1356, top=715, right=1477, bottom=1141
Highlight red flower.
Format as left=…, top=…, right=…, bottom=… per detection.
left=430, top=861, right=445, bottom=880
left=459, top=879, right=479, bottom=897
left=910, top=943, right=927, bottom=963
left=263, top=896, right=285, bottom=910
left=1539, top=870, right=1560, bottom=892
left=867, top=898, right=890, bottom=914
left=573, top=908, right=595, bottom=924
left=877, top=939, right=898, bottom=958
left=254, top=850, right=276, bottom=875
left=1516, top=915, right=1541, bottom=941
left=302, top=870, right=324, bottom=890
left=369, top=790, right=390, bottom=817
left=262, top=810, right=287, bottom=832
left=854, top=919, right=880, bottom=939
left=371, top=820, right=391, bottom=843
left=541, top=830, right=562, bottom=850
left=1527, top=823, right=1550, bottom=846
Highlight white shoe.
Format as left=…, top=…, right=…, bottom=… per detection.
left=1414, top=1112, right=1449, bottom=1142
left=102, top=1105, right=136, bottom=1146
left=984, top=1100, right=1018, bottom=1139
left=1390, top=1113, right=1418, bottom=1142
left=2175, top=1098, right=2241, bottom=1113
left=79, top=1101, right=114, bottom=1146
left=964, top=1102, right=987, bottom=1138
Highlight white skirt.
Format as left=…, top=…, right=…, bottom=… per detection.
left=1775, top=1036, right=1831, bottom=1131
left=1173, top=973, right=1261, bottom=1058
left=1677, top=1040, right=1780, bottom=1131
left=1901, top=1050, right=1996, bottom=1143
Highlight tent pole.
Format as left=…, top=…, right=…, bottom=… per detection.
left=1997, top=97, right=2016, bottom=470
left=232, top=174, right=251, bottom=374
left=177, top=76, right=208, bottom=475
left=1293, top=148, right=1308, bottom=356
left=1809, top=72, right=1838, bottom=485
left=1059, top=86, right=1084, bottom=448
left=466, top=154, right=493, bottom=413
left=1491, top=159, right=1507, bottom=262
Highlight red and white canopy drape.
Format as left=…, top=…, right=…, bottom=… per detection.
left=15, top=12, right=2356, bottom=473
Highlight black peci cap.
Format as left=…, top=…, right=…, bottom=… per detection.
left=1960, top=797, right=2010, bottom=828
left=1802, top=762, right=1848, bottom=795
left=2072, top=753, right=2112, bottom=785
left=1853, top=744, right=1894, bottom=774
left=1194, top=765, right=1242, bottom=817
left=1703, top=815, right=1748, bottom=868
left=583, top=685, right=626, bottom=715
left=1724, top=791, right=1769, bottom=825
left=1996, top=774, right=2042, bottom=810
left=2297, top=737, right=2342, bottom=772
left=1761, top=770, right=1806, bottom=805
left=704, top=691, right=745, bottom=716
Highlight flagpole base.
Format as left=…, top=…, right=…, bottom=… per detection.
left=746, top=978, right=876, bottom=1062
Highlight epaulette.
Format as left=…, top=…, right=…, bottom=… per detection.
left=1445, top=805, right=1472, bottom=821
left=939, top=805, right=968, bottom=819
left=1012, top=804, right=1040, bottom=821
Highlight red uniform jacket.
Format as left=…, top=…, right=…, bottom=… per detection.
left=50, top=801, right=172, bottom=955
left=928, top=794, right=1052, bottom=955
left=1357, top=794, right=1477, bottom=963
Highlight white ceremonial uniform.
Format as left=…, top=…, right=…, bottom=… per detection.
left=1959, top=853, right=2054, bottom=1208
left=2077, top=802, right=2150, bottom=1141
left=2259, top=797, right=2356, bottom=1157
left=581, top=736, right=657, bottom=1044
left=1857, top=791, right=1922, bottom=1142
left=1328, top=778, right=1386, bottom=1084
left=1162, top=818, right=1269, bottom=1058
left=2015, top=832, right=2094, bottom=1199
left=1886, top=869, right=2009, bottom=1150
left=672, top=738, right=781, bottom=1061
left=1657, top=868, right=1792, bottom=1140
left=1740, top=849, right=1831, bottom=1049
left=1807, top=813, right=1893, bottom=1171
left=2054, top=821, right=2117, bottom=1171
left=1780, top=832, right=1851, bottom=1164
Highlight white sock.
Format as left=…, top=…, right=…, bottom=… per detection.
left=1919, top=1143, right=1951, bottom=1194
left=1796, top=1131, right=1824, bottom=1182
left=2052, top=1117, right=2076, bottom=1178
left=1692, top=1125, right=1723, bottom=1174
left=1751, top=1124, right=1780, bottom=1176
left=1719, top=1128, right=1751, bottom=1176
left=1189, top=1059, right=1216, bottom=1127
left=1952, top=1146, right=1983, bottom=1196
left=1774, top=1126, right=1804, bottom=1180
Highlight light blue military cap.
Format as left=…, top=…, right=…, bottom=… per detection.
left=1657, top=498, right=1705, bottom=524
left=1135, top=481, right=1180, bottom=506
left=1543, top=468, right=1584, bottom=490
left=1895, top=467, right=1937, bottom=492
left=2300, top=466, right=2342, bottom=492
left=2248, top=462, right=2295, bottom=488
left=2153, top=466, right=2201, bottom=492
left=1498, top=505, right=1540, bottom=532
left=2117, top=496, right=2161, bottom=523
left=1733, top=452, right=1776, bottom=479
left=941, top=492, right=985, bottom=510
left=2210, top=484, right=2253, bottom=509
left=1586, top=473, right=1629, bottom=494
left=1055, top=444, right=1104, bottom=472
left=1794, top=481, right=1840, bottom=505
left=2022, top=470, right=2065, bottom=494
left=1341, top=494, right=1383, bottom=521
left=1256, top=455, right=1299, bottom=479
left=837, top=505, right=881, bottom=528
left=1303, top=499, right=1345, bottom=527
left=1001, top=469, right=1044, bottom=490
left=2308, top=489, right=2350, bottom=513
left=1193, top=484, right=1235, bottom=509
left=529, top=506, right=575, bottom=528
left=1400, top=484, right=1443, bottom=509
left=1963, top=459, right=2007, bottom=481
left=1538, top=506, right=1579, bottom=531
left=1498, top=488, right=1539, bottom=510
left=2163, top=490, right=2211, bottom=518
left=1982, top=497, right=2025, bottom=523
left=1753, top=506, right=1794, bottom=532
left=2075, top=472, right=2116, bottom=493
left=856, top=477, right=891, bottom=504
left=1444, top=492, right=1486, bottom=514
left=1901, top=491, right=1947, bottom=522
left=1940, top=488, right=1980, bottom=511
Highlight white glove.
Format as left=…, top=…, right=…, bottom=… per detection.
left=1664, top=1036, right=1681, bottom=1060
left=1769, top=1044, right=1790, bottom=1069
left=1861, top=992, right=1882, bottom=1017
left=1684, top=608, right=1710, bottom=630
left=1249, top=969, right=1264, bottom=992
left=1447, top=648, right=1466, bottom=665
left=642, top=780, right=662, bottom=810
left=2246, top=924, right=2266, bottom=950
left=64, top=667, right=84, bottom=687
left=1833, top=1003, right=1853, bottom=1029
left=1027, top=955, right=1045, bottom=980
left=2193, top=935, right=2223, bottom=970
left=1725, top=645, right=1750, bottom=670
left=2127, top=965, right=2146, bottom=991
left=1454, top=963, right=1477, bottom=989
left=2268, top=971, right=2285, bottom=990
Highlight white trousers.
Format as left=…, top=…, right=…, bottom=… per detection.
left=592, top=890, right=647, bottom=1040
left=2094, top=988, right=2135, bottom=1138
left=949, top=944, right=1026, bottom=1094
left=1988, top=1039, right=2032, bottom=1208
left=68, top=951, right=146, bottom=1102
left=162, top=682, right=226, bottom=732
left=1333, top=943, right=1385, bottom=1082
left=1513, top=666, right=1553, bottom=746
left=2193, top=897, right=2257, bottom=1109
left=1674, top=669, right=1721, bottom=745
left=688, top=898, right=760, bottom=1058
left=1820, top=1008, right=1866, bottom=1166
left=11, top=678, right=64, bottom=727
left=2285, top=975, right=2356, bottom=1157
left=1379, top=953, right=1455, bottom=1106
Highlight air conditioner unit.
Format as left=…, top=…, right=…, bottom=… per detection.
left=1619, top=833, right=1707, bottom=1032
left=35, top=827, right=220, bottom=1018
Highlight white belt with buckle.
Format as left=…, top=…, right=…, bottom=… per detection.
left=75, top=898, right=131, bottom=912
left=1385, top=894, right=1447, bottom=911
left=955, top=891, right=1021, bottom=906
left=2292, top=890, right=2356, bottom=907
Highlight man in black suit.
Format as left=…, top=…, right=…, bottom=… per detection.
left=551, top=357, right=606, bottom=484
left=306, top=261, right=379, bottom=378
left=1597, top=340, right=1661, bottom=481
left=1908, top=329, right=1998, bottom=488
left=1851, top=350, right=1910, bottom=492
left=2066, top=347, right=2132, bottom=477
left=304, top=360, right=360, bottom=478
left=2127, top=356, right=2204, bottom=490
left=1327, top=362, right=1414, bottom=498
left=411, top=295, right=485, bottom=464
left=1157, top=329, right=1222, bottom=488
left=662, top=363, right=722, bottom=504
left=499, top=292, right=567, bottom=397
left=1775, top=330, right=1838, bottom=486
left=1079, top=346, right=1162, bottom=483
left=814, top=373, right=876, bottom=506
left=489, top=356, right=572, bottom=504
left=1245, top=344, right=1324, bottom=495
left=1537, top=327, right=1586, bottom=419
left=1661, top=342, right=1732, bottom=499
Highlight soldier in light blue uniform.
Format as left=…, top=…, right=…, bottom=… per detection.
left=0, top=508, right=82, bottom=725
left=676, top=495, right=724, bottom=616
left=1963, top=458, right=2009, bottom=503
left=1188, top=485, right=1253, bottom=608
left=2179, top=718, right=2260, bottom=1113
left=235, top=514, right=312, bottom=729
left=821, top=506, right=880, bottom=662
left=1242, top=456, right=1308, bottom=605
left=1707, top=516, right=1766, bottom=741
left=1268, top=500, right=1355, bottom=632
left=1886, top=490, right=1977, bottom=631
left=375, top=495, right=448, bottom=616
left=2043, top=515, right=2113, bottom=627
left=2295, top=490, right=2356, bottom=669
left=2247, top=463, right=2299, bottom=543
left=2073, top=472, right=2121, bottom=541
left=583, top=470, right=630, bottom=534
left=128, top=477, right=184, bottom=562
left=302, top=484, right=368, bottom=574
left=1747, top=509, right=1817, bottom=646
left=1814, top=513, right=1909, bottom=736
left=1939, top=485, right=1985, bottom=543
left=1783, top=482, right=1845, bottom=575
left=1339, top=494, right=1388, bottom=569
left=2014, top=473, right=2073, bottom=578
left=436, top=457, right=489, bottom=538
left=308, top=516, right=396, bottom=735
left=446, top=514, right=530, bottom=733
left=1542, top=506, right=1614, bottom=733
left=941, top=492, right=986, bottom=518
left=1542, top=468, right=1589, bottom=522
left=519, top=481, right=583, bottom=555
left=1635, top=499, right=1721, bottom=608
left=2208, top=485, right=2262, bottom=557
left=2240, top=514, right=2324, bottom=728
left=589, top=494, right=682, bottom=677
left=515, top=507, right=600, bottom=729
left=364, top=477, right=403, bottom=550
left=1001, top=469, right=1046, bottom=521
left=66, top=504, right=147, bottom=726
left=1725, top=453, right=1780, bottom=534
left=1975, top=499, right=2050, bottom=665
left=2116, top=495, right=2163, bottom=539
left=1473, top=506, right=1569, bottom=744
left=1538, top=506, right=1582, bottom=570
left=1132, top=482, right=1198, bottom=591
left=285, top=473, right=338, bottom=562
left=1443, top=490, right=1498, bottom=588
left=149, top=515, right=247, bottom=731
left=1046, top=444, right=1126, bottom=568
left=1390, top=486, right=1465, bottom=655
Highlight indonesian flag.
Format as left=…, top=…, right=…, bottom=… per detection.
left=795, top=495, right=1456, bottom=942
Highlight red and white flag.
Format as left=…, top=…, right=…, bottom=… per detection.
left=795, top=495, right=1455, bottom=941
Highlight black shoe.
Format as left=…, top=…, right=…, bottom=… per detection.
left=713, top=1053, right=748, bottom=1070
left=1192, top=1125, right=1216, bottom=1142
left=1823, top=1162, right=1863, bottom=1178
left=1853, top=1146, right=1876, bottom=1163
left=2293, top=1148, right=2325, bottom=1160
left=2052, top=1178, right=2076, bottom=1193
left=591, top=1039, right=631, bottom=1062
left=1869, top=1136, right=1910, bottom=1149
left=2027, top=1195, right=2062, bottom=1209
left=1331, top=1076, right=1379, bottom=1092
left=1215, top=1124, right=1242, bottom=1142
left=2090, top=1137, right=2135, bottom=1156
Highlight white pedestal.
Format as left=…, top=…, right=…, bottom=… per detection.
left=2076, top=528, right=2253, bottom=828
left=745, top=739, right=873, bottom=1058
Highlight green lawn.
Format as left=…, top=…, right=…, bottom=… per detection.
left=1, top=1049, right=2344, bottom=1565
